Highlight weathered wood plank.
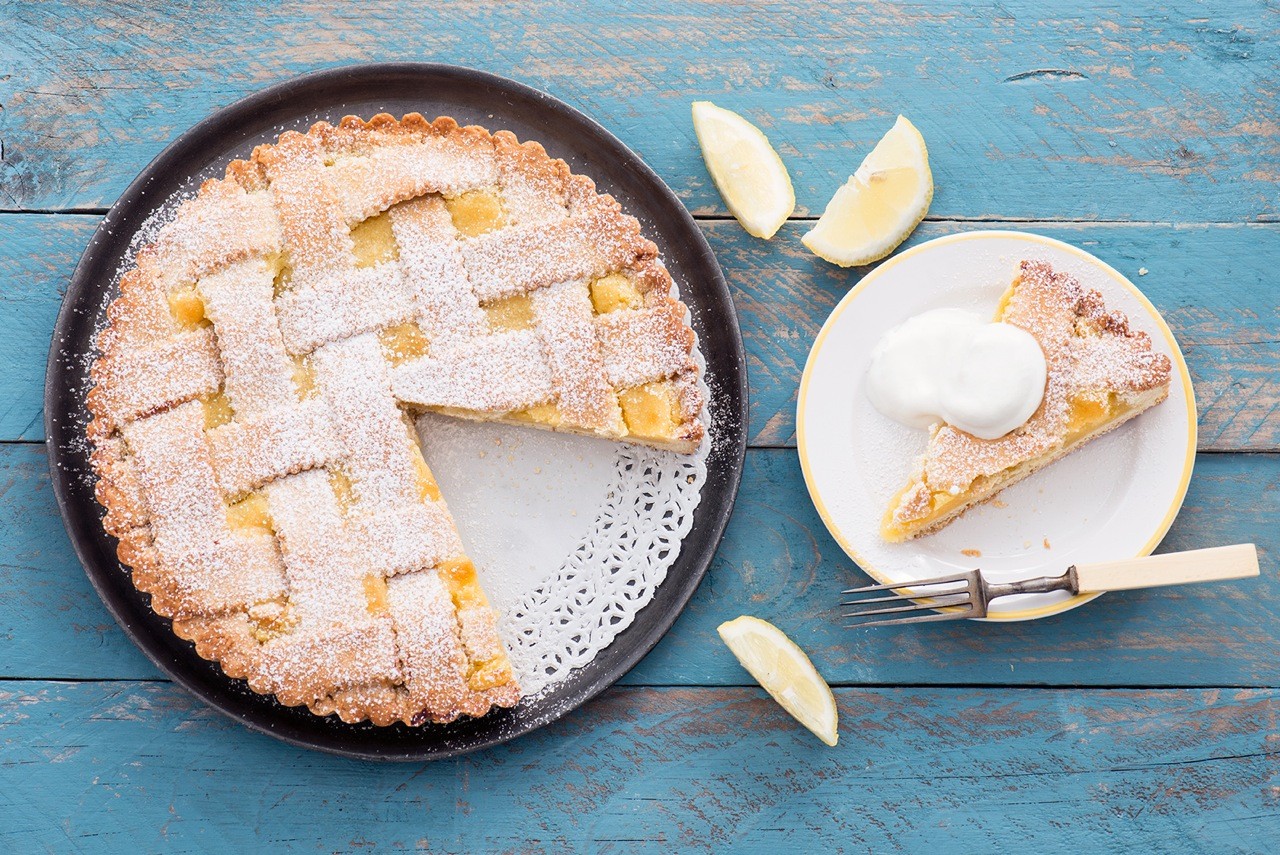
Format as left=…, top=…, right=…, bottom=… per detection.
left=725, top=220, right=1280, bottom=448
left=1, top=681, right=1276, bottom=853
left=0, top=213, right=80, bottom=442
left=630, top=448, right=1280, bottom=689
left=4, top=443, right=1277, bottom=687
left=1, top=2, right=1277, bottom=221
left=8, top=215, right=1280, bottom=447
left=4, top=2, right=1277, bottom=843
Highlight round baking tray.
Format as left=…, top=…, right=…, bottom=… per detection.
left=45, top=63, right=747, bottom=761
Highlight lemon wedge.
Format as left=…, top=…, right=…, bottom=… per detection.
left=802, top=115, right=933, bottom=266
left=692, top=101, right=795, bottom=239
left=717, top=615, right=838, bottom=746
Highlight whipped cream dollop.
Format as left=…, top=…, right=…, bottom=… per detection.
left=865, top=308, right=1047, bottom=440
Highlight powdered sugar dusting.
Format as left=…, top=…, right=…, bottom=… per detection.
left=803, top=233, right=1192, bottom=618
left=81, top=114, right=713, bottom=727
left=392, top=330, right=556, bottom=412
left=912, top=259, right=1172, bottom=497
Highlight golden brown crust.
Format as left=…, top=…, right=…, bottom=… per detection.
left=887, top=384, right=1169, bottom=539
left=87, top=113, right=705, bottom=727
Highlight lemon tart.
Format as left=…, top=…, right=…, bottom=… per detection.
left=86, top=114, right=705, bottom=726
left=882, top=259, right=1171, bottom=542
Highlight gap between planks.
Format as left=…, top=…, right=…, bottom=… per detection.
left=2, top=676, right=1277, bottom=691
left=9, top=440, right=1279, bottom=454
left=1, top=208, right=1277, bottom=227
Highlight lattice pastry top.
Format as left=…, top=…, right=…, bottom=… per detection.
left=85, top=114, right=706, bottom=726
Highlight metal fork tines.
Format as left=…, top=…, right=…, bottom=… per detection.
left=843, top=547, right=1259, bottom=629
left=840, top=570, right=984, bottom=627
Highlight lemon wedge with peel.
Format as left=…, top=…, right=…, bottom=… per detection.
left=802, top=115, right=932, bottom=266
left=717, top=615, right=838, bottom=746
left=692, top=101, right=795, bottom=239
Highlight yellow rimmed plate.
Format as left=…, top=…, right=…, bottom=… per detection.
left=797, top=231, right=1196, bottom=621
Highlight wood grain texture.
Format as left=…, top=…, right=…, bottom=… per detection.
left=1, top=2, right=1277, bottom=221
left=3, top=1, right=1279, bottom=845
left=1, top=681, right=1276, bottom=853
left=9, top=215, right=1280, bottom=448
left=723, top=220, right=1280, bottom=449
left=5, top=443, right=1276, bottom=687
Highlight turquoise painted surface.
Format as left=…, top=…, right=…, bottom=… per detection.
left=2, top=682, right=1276, bottom=853
left=1, top=2, right=1277, bottom=221
left=2, top=0, right=1278, bottom=851
left=2, top=443, right=1277, bottom=686
left=6, top=215, right=1280, bottom=447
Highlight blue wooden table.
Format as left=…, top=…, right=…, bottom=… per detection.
left=3, top=2, right=1278, bottom=851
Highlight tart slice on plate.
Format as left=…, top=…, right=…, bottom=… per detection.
left=882, top=259, right=1173, bottom=542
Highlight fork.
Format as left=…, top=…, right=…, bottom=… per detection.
left=841, top=544, right=1260, bottom=627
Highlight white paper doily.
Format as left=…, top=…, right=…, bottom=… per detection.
left=416, top=368, right=710, bottom=697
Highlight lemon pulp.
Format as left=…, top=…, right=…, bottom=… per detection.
left=692, top=101, right=795, bottom=239
left=802, top=115, right=933, bottom=266
left=717, top=615, right=838, bottom=746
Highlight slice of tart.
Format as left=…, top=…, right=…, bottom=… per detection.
left=881, top=259, right=1172, bottom=542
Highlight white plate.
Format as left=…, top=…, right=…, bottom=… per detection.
left=797, top=231, right=1197, bottom=620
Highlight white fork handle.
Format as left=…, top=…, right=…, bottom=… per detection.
left=1073, top=544, right=1259, bottom=593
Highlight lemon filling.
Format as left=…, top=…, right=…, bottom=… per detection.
left=883, top=392, right=1135, bottom=537
left=619, top=382, right=683, bottom=438
left=511, top=402, right=564, bottom=428
left=589, top=273, right=643, bottom=314
left=446, top=190, right=506, bottom=237
left=248, top=597, right=296, bottom=643
left=226, top=492, right=273, bottom=534
left=363, top=574, right=390, bottom=616
left=350, top=211, right=398, bottom=268
left=378, top=322, right=431, bottom=365
left=201, top=390, right=235, bottom=430
left=168, top=287, right=208, bottom=329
